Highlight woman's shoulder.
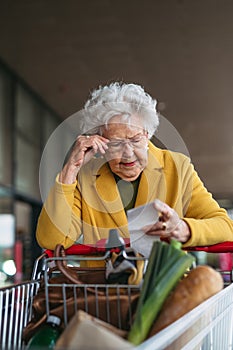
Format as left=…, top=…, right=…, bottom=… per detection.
left=149, top=141, right=191, bottom=164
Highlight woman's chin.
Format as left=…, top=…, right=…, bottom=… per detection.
left=116, top=170, right=141, bottom=181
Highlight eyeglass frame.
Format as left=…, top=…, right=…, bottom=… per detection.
left=106, top=133, right=148, bottom=153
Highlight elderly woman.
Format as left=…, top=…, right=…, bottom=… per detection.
left=36, top=82, right=233, bottom=251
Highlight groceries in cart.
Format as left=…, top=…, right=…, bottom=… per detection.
left=26, top=315, right=62, bottom=350
left=14, top=229, right=224, bottom=350
left=55, top=310, right=131, bottom=350
left=0, top=230, right=229, bottom=350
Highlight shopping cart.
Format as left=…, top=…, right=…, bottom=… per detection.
left=1, top=239, right=233, bottom=350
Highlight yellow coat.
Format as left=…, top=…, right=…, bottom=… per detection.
left=36, top=142, right=233, bottom=250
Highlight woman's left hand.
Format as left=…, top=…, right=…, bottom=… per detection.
left=143, top=199, right=191, bottom=243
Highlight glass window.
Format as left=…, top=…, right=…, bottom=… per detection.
left=15, top=137, right=40, bottom=198
left=0, top=68, right=13, bottom=185
left=15, top=85, right=41, bottom=198
left=16, top=85, right=41, bottom=146
left=0, top=192, right=13, bottom=213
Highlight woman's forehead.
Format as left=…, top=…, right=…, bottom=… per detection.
left=102, top=114, right=144, bottom=135
left=102, top=121, right=144, bottom=138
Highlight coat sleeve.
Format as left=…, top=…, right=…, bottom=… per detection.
left=181, top=162, right=233, bottom=247
left=36, top=176, right=82, bottom=250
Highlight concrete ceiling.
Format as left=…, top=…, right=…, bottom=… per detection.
left=0, top=0, right=232, bottom=201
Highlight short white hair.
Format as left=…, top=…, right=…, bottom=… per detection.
left=80, top=82, right=159, bottom=138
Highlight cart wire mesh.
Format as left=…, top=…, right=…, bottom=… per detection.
left=0, top=280, right=40, bottom=350
left=43, top=254, right=143, bottom=331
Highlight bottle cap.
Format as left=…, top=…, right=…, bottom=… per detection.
left=47, top=315, right=61, bottom=326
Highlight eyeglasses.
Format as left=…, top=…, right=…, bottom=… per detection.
left=107, top=134, right=147, bottom=153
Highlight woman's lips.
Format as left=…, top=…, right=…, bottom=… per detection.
left=121, top=161, right=136, bottom=167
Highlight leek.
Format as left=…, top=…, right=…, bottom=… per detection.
left=127, top=239, right=195, bottom=345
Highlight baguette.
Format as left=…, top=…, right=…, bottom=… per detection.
left=148, top=265, right=224, bottom=337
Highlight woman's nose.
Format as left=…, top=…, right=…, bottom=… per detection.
left=122, top=142, right=134, bottom=157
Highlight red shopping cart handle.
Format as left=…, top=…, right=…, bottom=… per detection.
left=185, top=241, right=233, bottom=253
left=44, top=245, right=103, bottom=257
left=44, top=238, right=131, bottom=257
left=44, top=240, right=233, bottom=257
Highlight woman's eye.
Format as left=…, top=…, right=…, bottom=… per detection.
left=111, top=142, right=121, bottom=147
left=132, top=138, right=141, bottom=144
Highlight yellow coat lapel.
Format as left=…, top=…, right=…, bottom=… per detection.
left=135, top=143, right=166, bottom=206
left=93, top=162, right=129, bottom=235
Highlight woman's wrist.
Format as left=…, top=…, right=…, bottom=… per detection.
left=177, top=220, right=191, bottom=243
left=59, top=163, right=80, bottom=184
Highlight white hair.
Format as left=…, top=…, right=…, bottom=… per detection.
left=80, top=82, right=159, bottom=138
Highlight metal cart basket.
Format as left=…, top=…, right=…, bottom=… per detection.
left=1, top=240, right=233, bottom=350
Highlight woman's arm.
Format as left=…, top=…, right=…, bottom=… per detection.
left=36, top=176, right=82, bottom=250
left=144, top=157, right=233, bottom=246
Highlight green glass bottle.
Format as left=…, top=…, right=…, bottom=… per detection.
left=26, top=315, right=62, bottom=350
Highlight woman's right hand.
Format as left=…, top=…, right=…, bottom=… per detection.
left=59, top=134, right=109, bottom=184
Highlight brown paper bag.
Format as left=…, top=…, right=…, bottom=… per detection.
left=55, top=310, right=133, bottom=350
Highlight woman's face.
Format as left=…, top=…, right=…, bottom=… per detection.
left=102, top=115, right=149, bottom=181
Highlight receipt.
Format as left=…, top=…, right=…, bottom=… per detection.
left=127, top=202, right=159, bottom=258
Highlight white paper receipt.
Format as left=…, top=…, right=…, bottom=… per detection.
left=127, top=202, right=159, bottom=258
